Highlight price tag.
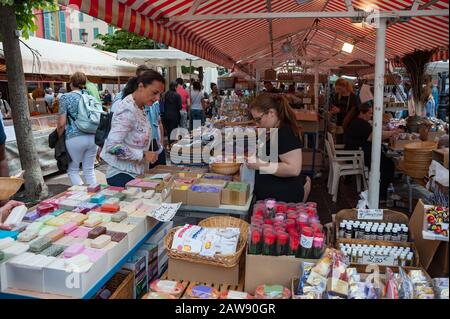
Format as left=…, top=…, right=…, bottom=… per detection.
left=362, top=254, right=395, bottom=266
left=357, top=209, right=384, bottom=220
left=300, top=235, right=313, bottom=249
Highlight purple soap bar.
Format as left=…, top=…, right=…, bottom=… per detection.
left=191, top=185, right=221, bottom=193
left=105, top=230, right=127, bottom=242
left=24, top=210, right=40, bottom=222
left=87, top=226, right=107, bottom=239
left=73, top=207, right=90, bottom=214
left=192, top=285, right=213, bottom=298
left=64, top=243, right=85, bottom=258
left=61, top=222, right=78, bottom=234
left=69, top=226, right=91, bottom=239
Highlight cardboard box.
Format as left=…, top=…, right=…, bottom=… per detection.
left=170, top=186, right=190, bottom=204
left=221, top=182, right=250, bottom=206
left=409, top=199, right=449, bottom=278
left=432, top=148, right=449, bottom=169
left=187, top=179, right=226, bottom=207
left=168, top=257, right=241, bottom=285
left=244, top=253, right=318, bottom=293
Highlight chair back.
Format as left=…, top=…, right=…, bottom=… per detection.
left=327, top=131, right=336, bottom=155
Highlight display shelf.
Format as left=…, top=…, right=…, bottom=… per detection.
left=0, top=221, right=163, bottom=299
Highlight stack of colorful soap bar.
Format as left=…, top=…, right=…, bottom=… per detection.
left=225, top=182, right=249, bottom=192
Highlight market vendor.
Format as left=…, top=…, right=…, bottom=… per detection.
left=245, top=93, right=311, bottom=203
left=101, top=70, right=165, bottom=187
left=343, top=103, right=399, bottom=200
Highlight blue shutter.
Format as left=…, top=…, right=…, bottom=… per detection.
left=43, top=11, right=51, bottom=39
left=108, top=26, right=114, bottom=35
left=79, top=13, right=84, bottom=22
left=79, top=28, right=85, bottom=41
left=93, top=27, right=99, bottom=39
left=59, top=11, right=66, bottom=42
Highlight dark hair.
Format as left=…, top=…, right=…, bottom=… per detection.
left=250, top=93, right=301, bottom=137
left=210, top=83, right=217, bottom=90
left=288, top=84, right=295, bottom=93
left=169, top=81, right=177, bottom=92
left=70, top=72, right=87, bottom=90
left=192, top=81, right=201, bottom=91
left=136, top=65, right=150, bottom=76
left=263, top=81, right=272, bottom=85
left=343, top=102, right=372, bottom=131
left=123, top=70, right=165, bottom=97
left=176, top=78, right=184, bottom=86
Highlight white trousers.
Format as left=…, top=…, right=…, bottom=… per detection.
left=65, top=134, right=98, bottom=186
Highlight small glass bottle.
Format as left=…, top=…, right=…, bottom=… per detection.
left=344, top=224, right=353, bottom=239
left=391, top=228, right=399, bottom=242
left=351, top=250, right=358, bottom=263
left=401, top=226, right=409, bottom=242
left=377, top=228, right=384, bottom=241
left=338, top=222, right=346, bottom=238
left=384, top=228, right=392, bottom=241
left=406, top=252, right=413, bottom=266
left=371, top=227, right=377, bottom=240
left=357, top=250, right=364, bottom=264
left=364, top=227, right=371, bottom=240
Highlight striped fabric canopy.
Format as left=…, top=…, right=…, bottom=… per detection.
left=59, top=0, right=449, bottom=71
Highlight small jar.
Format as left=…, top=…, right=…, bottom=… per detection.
left=401, top=226, right=409, bottom=242
left=384, top=228, right=392, bottom=241
left=344, top=224, right=353, bottom=239
left=391, top=228, right=399, bottom=241
left=376, top=229, right=384, bottom=241
left=371, top=227, right=378, bottom=240
left=364, top=227, right=371, bottom=240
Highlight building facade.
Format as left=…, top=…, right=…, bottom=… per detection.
left=33, top=5, right=115, bottom=47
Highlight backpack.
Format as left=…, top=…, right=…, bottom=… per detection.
left=95, top=112, right=113, bottom=148
left=73, top=91, right=103, bottom=134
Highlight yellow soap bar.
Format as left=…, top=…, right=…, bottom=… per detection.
left=45, top=217, right=70, bottom=227
left=71, top=214, right=88, bottom=225
left=59, top=212, right=77, bottom=219
left=91, top=235, right=111, bottom=249
left=84, top=216, right=102, bottom=228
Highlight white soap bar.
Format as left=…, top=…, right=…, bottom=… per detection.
left=9, top=252, right=36, bottom=265
left=3, top=243, right=30, bottom=255
left=91, top=235, right=111, bottom=249
left=65, top=254, right=93, bottom=272
left=0, top=237, right=15, bottom=250
left=4, top=205, right=28, bottom=226
left=17, top=230, right=39, bottom=242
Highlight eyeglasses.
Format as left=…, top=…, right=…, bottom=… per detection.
left=253, top=111, right=268, bottom=124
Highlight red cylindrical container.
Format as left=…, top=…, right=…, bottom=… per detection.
left=285, top=219, right=296, bottom=232
left=297, top=227, right=314, bottom=258
left=249, top=228, right=262, bottom=255
left=288, top=235, right=299, bottom=256
left=263, top=232, right=276, bottom=256
left=276, top=232, right=289, bottom=256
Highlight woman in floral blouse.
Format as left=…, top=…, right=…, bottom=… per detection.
left=101, top=70, right=165, bottom=187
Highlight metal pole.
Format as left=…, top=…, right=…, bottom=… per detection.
left=314, top=66, right=319, bottom=112
left=368, top=18, right=387, bottom=209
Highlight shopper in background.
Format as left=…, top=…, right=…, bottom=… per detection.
left=176, top=78, right=190, bottom=129
left=162, top=81, right=182, bottom=143
left=44, top=88, right=55, bottom=113
left=263, top=81, right=280, bottom=93
left=330, top=77, right=361, bottom=143
left=189, top=81, right=207, bottom=130
left=246, top=93, right=311, bottom=203
left=57, top=72, right=98, bottom=186
left=101, top=70, right=165, bottom=187
left=103, top=89, right=112, bottom=106
left=111, top=65, right=151, bottom=113
left=207, top=83, right=221, bottom=118
left=424, top=85, right=436, bottom=118
left=0, top=91, right=11, bottom=119
left=343, top=103, right=397, bottom=200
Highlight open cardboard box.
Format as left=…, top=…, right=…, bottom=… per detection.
left=187, top=179, right=227, bottom=207
left=221, top=182, right=250, bottom=206
left=244, top=253, right=320, bottom=293
left=168, top=256, right=242, bottom=285
left=409, top=199, right=449, bottom=278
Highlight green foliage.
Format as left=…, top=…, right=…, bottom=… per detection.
left=92, top=29, right=159, bottom=53
left=0, top=0, right=57, bottom=39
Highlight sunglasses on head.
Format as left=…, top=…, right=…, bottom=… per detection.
left=252, top=111, right=268, bottom=123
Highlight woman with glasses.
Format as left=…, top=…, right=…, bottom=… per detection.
left=245, top=93, right=311, bottom=203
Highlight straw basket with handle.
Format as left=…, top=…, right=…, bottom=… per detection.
left=403, top=141, right=437, bottom=179
left=164, top=216, right=249, bottom=268
left=0, top=173, right=25, bottom=201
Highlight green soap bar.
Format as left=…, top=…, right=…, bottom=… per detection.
left=40, top=245, right=65, bottom=257
left=28, top=237, right=53, bottom=253
left=113, top=193, right=126, bottom=201
left=111, top=211, right=128, bottom=223
left=52, top=209, right=66, bottom=217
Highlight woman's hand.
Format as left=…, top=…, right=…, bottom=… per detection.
left=144, top=151, right=158, bottom=164
left=0, top=200, right=25, bottom=230
left=330, top=105, right=340, bottom=114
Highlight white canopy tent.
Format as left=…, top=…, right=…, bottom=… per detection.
left=0, top=36, right=137, bottom=78
left=117, top=48, right=219, bottom=69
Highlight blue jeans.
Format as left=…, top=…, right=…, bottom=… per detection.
left=190, top=109, right=205, bottom=130
left=106, top=173, right=135, bottom=188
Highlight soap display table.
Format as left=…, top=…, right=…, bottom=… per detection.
left=0, top=221, right=163, bottom=299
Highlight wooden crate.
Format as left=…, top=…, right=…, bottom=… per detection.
left=107, top=270, right=134, bottom=299
left=158, top=271, right=245, bottom=299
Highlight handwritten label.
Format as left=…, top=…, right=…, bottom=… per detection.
left=362, top=254, right=395, bottom=266
left=147, top=203, right=181, bottom=222
left=357, top=209, right=384, bottom=220
left=300, top=235, right=313, bottom=249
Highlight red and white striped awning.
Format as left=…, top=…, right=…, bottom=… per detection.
left=59, top=0, right=449, bottom=71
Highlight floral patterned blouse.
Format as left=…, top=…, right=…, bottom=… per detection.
left=101, top=94, right=151, bottom=178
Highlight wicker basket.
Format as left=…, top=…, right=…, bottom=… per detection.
left=404, top=141, right=437, bottom=179
left=106, top=270, right=134, bottom=299
left=210, top=163, right=241, bottom=175
left=165, top=216, right=249, bottom=268
left=0, top=177, right=24, bottom=201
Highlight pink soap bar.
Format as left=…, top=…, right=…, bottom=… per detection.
left=69, top=226, right=91, bottom=238
left=108, top=186, right=125, bottom=192
left=87, top=184, right=101, bottom=193
left=64, top=243, right=85, bottom=258
left=37, top=204, right=55, bottom=216
left=41, top=200, right=60, bottom=209
left=83, top=247, right=105, bottom=263
left=61, top=222, right=78, bottom=234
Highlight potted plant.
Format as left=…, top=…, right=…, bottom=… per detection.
left=401, top=50, right=434, bottom=132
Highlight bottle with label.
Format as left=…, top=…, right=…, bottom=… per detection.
left=357, top=224, right=365, bottom=239
left=338, top=222, right=346, bottom=238
left=364, top=226, right=371, bottom=240
left=344, top=225, right=353, bottom=239
left=371, top=226, right=377, bottom=240
left=297, top=227, right=314, bottom=258
left=401, top=226, right=409, bottom=242
left=377, top=229, right=384, bottom=241
left=386, top=183, right=395, bottom=207
left=351, top=250, right=358, bottom=263
left=391, top=229, right=399, bottom=241
left=406, top=252, right=413, bottom=266
left=357, top=250, right=363, bottom=264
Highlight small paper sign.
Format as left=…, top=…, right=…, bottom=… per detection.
left=362, top=254, right=395, bottom=266
left=357, top=209, right=384, bottom=220
left=147, top=203, right=181, bottom=222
